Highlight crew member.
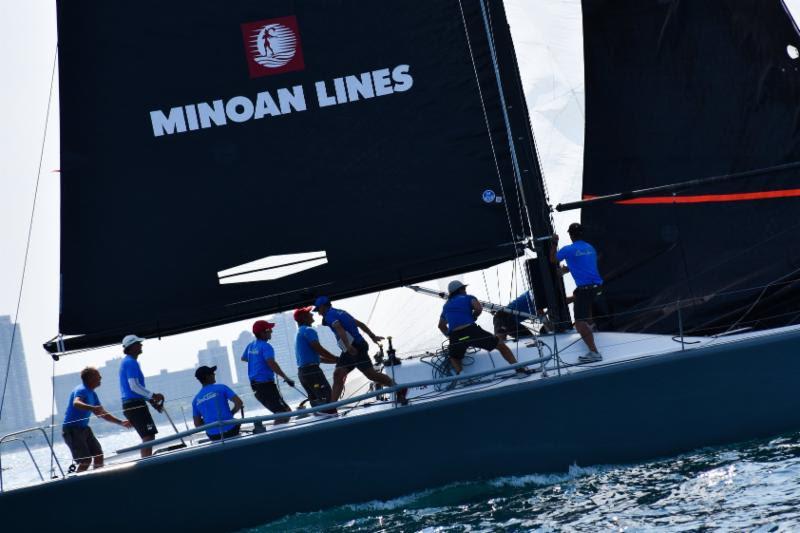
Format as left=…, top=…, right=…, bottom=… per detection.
left=119, top=335, right=165, bottom=458
left=493, top=291, right=538, bottom=341
left=438, top=281, right=533, bottom=375
left=62, top=367, right=131, bottom=472
left=241, top=320, right=293, bottom=424
left=192, top=365, right=243, bottom=441
left=293, top=306, right=339, bottom=414
left=313, top=296, right=408, bottom=406
left=550, top=222, right=603, bottom=362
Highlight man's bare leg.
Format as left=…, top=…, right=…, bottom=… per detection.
left=141, top=435, right=155, bottom=458
left=575, top=320, right=599, bottom=353
left=361, top=368, right=407, bottom=404
left=331, top=367, right=349, bottom=403
left=496, top=342, right=518, bottom=365
left=449, top=357, right=463, bottom=375
left=93, top=455, right=104, bottom=469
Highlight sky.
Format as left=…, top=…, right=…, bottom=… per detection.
left=2, top=1, right=798, bottom=421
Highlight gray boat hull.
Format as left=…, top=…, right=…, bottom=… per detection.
left=3, top=329, right=799, bottom=531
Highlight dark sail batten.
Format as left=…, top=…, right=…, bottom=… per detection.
left=51, top=0, right=552, bottom=353
left=580, top=0, right=800, bottom=334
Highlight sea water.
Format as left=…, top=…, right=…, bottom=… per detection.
left=243, top=431, right=800, bottom=532
left=5, top=425, right=800, bottom=531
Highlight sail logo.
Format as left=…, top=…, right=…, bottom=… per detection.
left=241, top=17, right=305, bottom=78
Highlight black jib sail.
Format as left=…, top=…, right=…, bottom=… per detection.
left=580, top=0, right=800, bottom=334
left=49, top=0, right=551, bottom=353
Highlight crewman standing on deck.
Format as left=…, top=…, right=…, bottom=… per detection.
left=63, top=367, right=131, bottom=472
left=293, top=306, right=339, bottom=414
left=550, top=222, right=604, bottom=363
left=438, top=281, right=533, bottom=376
left=119, top=335, right=165, bottom=458
left=241, top=320, right=294, bottom=424
left=313, top=296, right=408, bottom=406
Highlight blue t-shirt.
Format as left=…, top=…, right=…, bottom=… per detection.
left=556, top=240, right=603, bottom=287
left=242, top=339, right=276, bottom=383
left=119, top=355, right=147, bottom=402
left=192, top=383, right=237, bottom=436
left=441, top=294, right=478, bottom=333
left=507, top=292, right=535, bottom=324
left=322, top=308, right=365, bottom=345
left=63, top=384, right=100, bottom=428
left=295, top=325, right=321, bottom=367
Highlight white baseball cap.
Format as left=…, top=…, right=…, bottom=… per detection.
left=447, top=280, right=467, bottom=294
left=122, top=334, right=145, bottom=349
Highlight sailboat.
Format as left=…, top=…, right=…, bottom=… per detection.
left=2, top=0, right=800, bottom=531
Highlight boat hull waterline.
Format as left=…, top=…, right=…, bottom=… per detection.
left=2, top=329, right=799, bottom=531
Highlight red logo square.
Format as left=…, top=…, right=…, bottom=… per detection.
left=241, top=16, right=305, bottom=78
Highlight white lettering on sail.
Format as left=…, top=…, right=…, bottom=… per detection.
left=149, top=65, right=414, bottom=137
left=150, top=108, right=187, bottom=137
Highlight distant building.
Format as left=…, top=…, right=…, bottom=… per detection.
left=197, top=340, right=233, bottom=387
left=270, top=311, right=298, bottom=374
left=231, top=330, right=252, bottom=385
left=0, top=316, right=36, bottom=434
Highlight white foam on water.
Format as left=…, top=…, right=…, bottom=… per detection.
left=489, top=463, right=608, bottom=488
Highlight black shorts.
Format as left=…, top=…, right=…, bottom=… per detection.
left=63, top=425, right=103, bottom=464
left=448, top=324, right=499, bottom=360
left=122, top=399, right=158, bottom=438
left=298, top=364, right=333, bottom=407
left=336, top=340, right=373, bottom=373
left=251, top=381, right=290, bottom=413
left=208, top=425, right=241, bottom=441
left=574, top=285, right=603, bottom=321
left=492, top=311, right=534, bottom=339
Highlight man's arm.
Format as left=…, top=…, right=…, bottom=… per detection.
left=470, top=298, right=483, bottom=320
left=310, top=341, right=339, bottom=364
left=127, top=378, right=164, bottom=404
left=267, top=359, right=294, bottom=386
left=549, top=234, right=560, bottom=264
left=93, top=405, right=132, bottom=428
left=332, top=321, right=356, bottom=355
left=438, top=317, right=449, bottom=336
left=354, top=319, right=384, bottom=343
left=230, top=395, right=244, bottom=416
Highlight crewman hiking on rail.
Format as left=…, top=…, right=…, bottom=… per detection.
left=119, top=334, right=165, bottom=458
left=192, top=365, right=243, bottom=441
left=439, top=280, right=534, bottom=376
left=313, top=296, right=408, bottom=406
left=241, top=320, right=293, bottom=424
left=62, top=367, right=132, bottom=472
left=293, top=306, right=339, bottom=414
left=550, top=222, right=604, bottom=363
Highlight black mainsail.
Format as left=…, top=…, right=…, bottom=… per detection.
left=580, top=0, right=800, bottom=334
left=48, top=0, right=552, bottom=352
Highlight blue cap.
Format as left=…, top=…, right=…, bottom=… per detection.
left=313, top=296, right=331, bottom=311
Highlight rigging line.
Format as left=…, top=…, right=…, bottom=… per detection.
left=456, top=0, right=523, bottom=258
left=49, top=358, right=56, bottom=478
left=366, top=291, right=381, bottom=325
left=481, top=5, right=537, bottom=245
left=0, top=47, right=58, bottom=422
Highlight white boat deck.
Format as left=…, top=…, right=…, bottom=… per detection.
left=5, top=323, right=800, bottom=492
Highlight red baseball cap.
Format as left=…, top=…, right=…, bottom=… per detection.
left=293, top=306, right=314, bottom=321
left=252, top=320, right=276, bottom=335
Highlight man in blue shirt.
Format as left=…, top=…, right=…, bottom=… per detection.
left=493, top=291, right=538, bottom=341
left=293, top=306, right=339, bottom=414
left=192, top=365, right=243, bottom=440
left=438, top=281, right=532, bottom=375
left=550, top=222, right=604, bottom=363
left=119, top=334, right=165, bottom=457
left=313, top=296, right=408, bottom=406
left=63, top=367, right=132, bottom=472
left=241, top=320, right=294, bottom=424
